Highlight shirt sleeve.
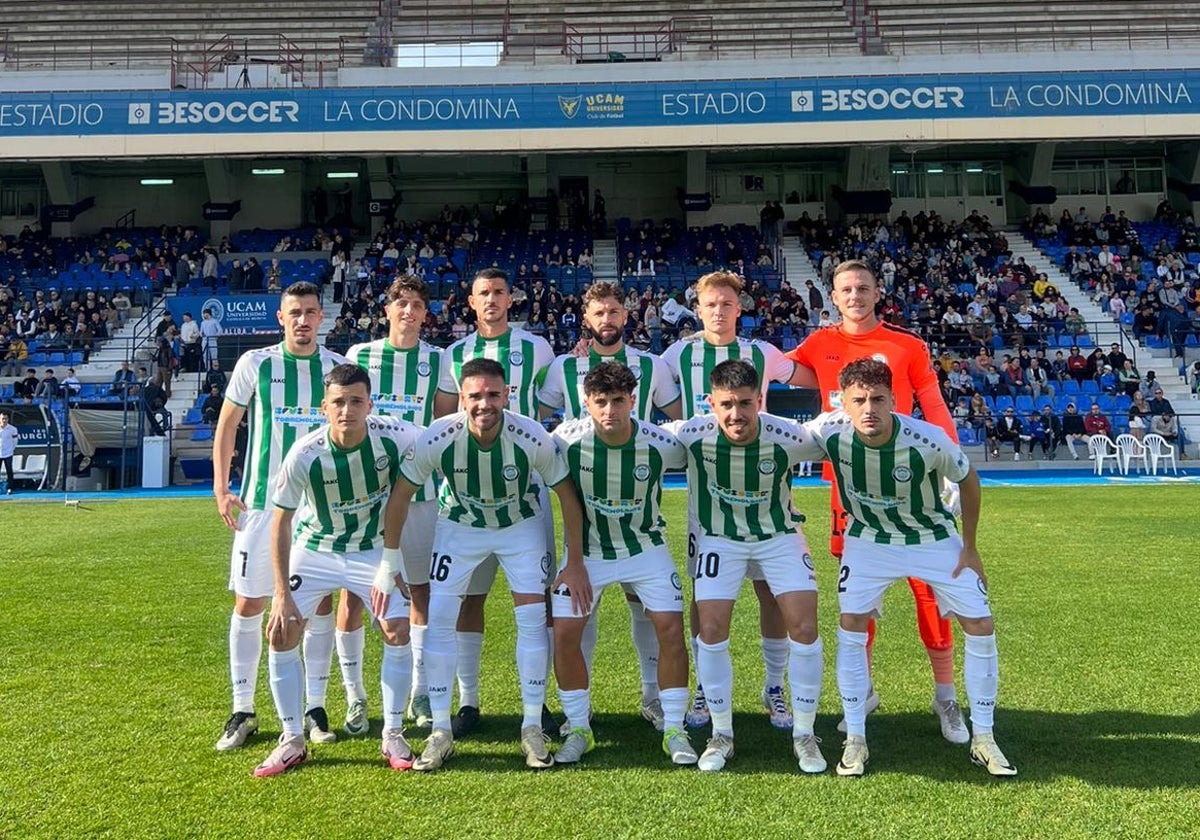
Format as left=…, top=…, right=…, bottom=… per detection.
left=926, top=427, right=971, bottom=482
left=533, top=336, right=555, bottom=390
left=527, top=421, right=569, bottom=487
left=762, top=341, right=798, bottom=384
left=273, top=448, right=308, bottom=511
left=649, top=355, right=682, bottom=410
left=224, top=352, right=258, bottom=408
left=436, top=343, right=460, bottom=394
left=398, top=426, right=440, bottom=487
left=538, top=357, right=566, bottom=411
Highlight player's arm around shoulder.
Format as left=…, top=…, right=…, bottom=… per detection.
left=766, top=412, right=827, bottom=464
left=641, top=419, right=687, bottom=469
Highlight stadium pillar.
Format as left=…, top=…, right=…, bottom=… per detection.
left=366, top=158, right=392, bottom=236
left=684, top=150, right=707, bottom=226
left=1007, top=142, right=1057, bottom=223
left=40, top=162, right=79, bottom=237
left=836, top=147, right=891, bottom=222
left=1165, top=146, right=1200, bottom=217
left=527, top=154, right=549, bottom=229
left=203, top=160, right=236, bottom=242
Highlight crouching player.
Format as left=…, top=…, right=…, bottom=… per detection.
left=804, top=359, right=1016, bottom=778
left=255, top=364, right=421, bottom=777
left=550, top=363, right=696, bottom=766
left=668, top=360, right=826, bottom=774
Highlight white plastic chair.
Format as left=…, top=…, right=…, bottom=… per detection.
left=1088, top=435, right=1120, bottom=475
left=1115, top=434, right=1147, bottom=475
left=1142, top=433, right=1179, bottom=475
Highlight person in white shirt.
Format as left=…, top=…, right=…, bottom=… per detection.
left=180, top=312, right=202, bottom=372
left=0, top=410, right=18, bottom=492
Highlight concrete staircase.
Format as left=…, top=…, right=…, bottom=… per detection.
left=780, top=235, right=822, bottom=292
left=592, top=239, right=618, bottom=283
left=1010, top=235, right=1198, bottom=457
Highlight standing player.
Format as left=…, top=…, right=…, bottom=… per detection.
left=550, top=364, right=696, bottom=766
left=540, top=281, right=682, bottom=730
left=660, top=270, right=810, bottom=730
left=804, top=359, right=1015, bottom=777
left=254, top=365, right=421, bottom=777
left=668, top=360, right=826, bottom=773
left=212, top=281, right=348, bottom=751
left=433, top=268, right=556, bottom=736
left=787, top=259, right=966, bottom=742
left=378, top=358, right=586, bottom=771
left=346, top=275, right=446, bottom=731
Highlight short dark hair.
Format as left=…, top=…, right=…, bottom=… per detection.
left=283, top=280, right=321, bottom=300
left=583, top=362, right=636, bottom=397
left=386, top=275, right=430, bottom=305
left=838, top=357, right=894, bottom=392
left=460, top=357, right=506, bottom=382
left=583, top=281, right=624, bottom=307
left=324, top=363, right=371, bottom=391
left=473, top=267, right=509, bottom=290
left=709, top=359, right=759, bottom=392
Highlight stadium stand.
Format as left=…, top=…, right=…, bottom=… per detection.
left=0, top=0, right=385, bottom=75
left=868, top=0, right=1200, bottom=54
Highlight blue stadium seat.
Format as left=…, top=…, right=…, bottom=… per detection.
left=1015, top=396, right=1034, bottom=414
left=1080, top=380, right=1100, bottom=395
left=994, top=396, right=1014, bottom=412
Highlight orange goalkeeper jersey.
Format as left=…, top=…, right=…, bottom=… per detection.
left=787, top=321, right=957, bottom=440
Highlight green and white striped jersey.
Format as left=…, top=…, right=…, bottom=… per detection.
left=274, top=416, right=420, bottom=553
left=667, top=412, right=821, bottom=542
left=804, top=411, right=970, bottom=546
left=401, top=410, right=568, bottom=529
left=347, top=337, right=442, bottom=503
left=540, top=346, right=681, bottom=421
left=552, top=418, right=686, bottom=560
left=659, top=334, right=796, bottom=420
left=224, top=342, right=348, bottom=510
left=437, top=327, right=554, bottom=419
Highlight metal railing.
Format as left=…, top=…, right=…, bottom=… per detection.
left=886, top=19, right=1200, bottom=55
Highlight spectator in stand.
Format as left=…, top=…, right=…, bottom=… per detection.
left=34, top=368, right=59, bottom=400
left=60, top=367, right=81, bottom=399
left=3, top=332, right=27, bottom=377
left=199, top=308, right=221, bottom=367
left=1083, top=403, right=1113, bottom=441
left=968, top=393, right=991, bottom=433
left=154, top=333, right=176, bottom=400
left=1147, top=386, right=1175, bottom=417
left=201, top=384, right=224, bottom=425
left=0, top=410, right=17, bottom=493
left=1064, top=308, right=1087, bottom=337
left=1151, top=410, right=1180, bottom=447
left=952, top=397, right=971, bottom=431
left=1189, top=359, right=1200, bottom=395
left=110, top=361, right=136, bottom=397
left=244, top=257, right=264, bottom=292
left=996, top=406, right=1024, bottom=460
left=1040, top=404, right=1062, bottom=460
left=179, top=312, right=202, bottom=373
left=1098, top=364, right=1118, bottom=395
left=1022, top=411, right=1051, bottom=458
left=983, top=417, right=1001, bottom=460
left=1061, top=402, right=1088, bottom=459
left=203, top=359, right=227, bottom=395
left=266, top=258, right=283, bottom=293
left=141, top=368, right=167, bottom=436
left=1116, top=359, right=1141, bottom=398
left=1140, top=370, right=1161, bottom=401
left=202, top=248, right=218, bottom=289
left=1127, top=407, right=1147, bottom=441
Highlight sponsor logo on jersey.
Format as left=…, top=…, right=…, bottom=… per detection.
left=273, top=406, right=323, bottom=425
left=846, top=487, right=904, bottom=510
left=707, top=481, right=770, bottom=507
left=693, top=393, right=711, bottom=415
left=373, top=393, right=425, bottom=414
left=584, top=494, right=644, bottom=516
left=502, top=464, right=520, bottom=481
left=330, top=487, right=389, bottom=514
left=460, top=491, right=519, bottom=509
left=758, top=459, right=776, bottom=475
left=891, top=465, right=913, bottom=482
left=633, top=463, right=651, bottom=481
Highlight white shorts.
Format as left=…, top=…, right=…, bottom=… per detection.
left=400, top=499, right=438, bottom=587
left=839, top=535, right=991, bottom=620
left=432, top=517, right=551, bottom=598
left=693, top=531, right=817, bottom=602
left=288, top=545, right=410, bottom=622
left=228, top=507, right=274, bottom=598
left=684, top=509, right=766, bottom=583
left=464, top=486, right=556, bottom=596
left=551, top=545, right=685, bottom=619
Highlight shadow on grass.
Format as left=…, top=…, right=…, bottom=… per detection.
left=239, top=707, right=1200, bottom=787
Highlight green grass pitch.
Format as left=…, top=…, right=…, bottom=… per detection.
left=1, top=486, right=1197, bottom=839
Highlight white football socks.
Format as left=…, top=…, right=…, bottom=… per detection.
left=335, top=627, right=366, bottom=704
left=229, top=610, right=263, bottom=714
left=514, top=603, right=549, bottom=729
left=629, top=602, right=660, bottom=703
left=696, top=638, right=734, bottom=737
left=302, top=611, right=335, bottom=711
left=559, top=687, right=591, bottom=732
left=963, top=632, right=999, bottom=734
left=424, top=593, right=459, bottom=732
left=761, top=636, right=789, bottom=691
left=381, top=643, right=413, bottom=732
left=268, top=647, right=304, bottom=737
left=836, top=627, right=871, bottom=738
left=659, top=687, right=689, bottom=733
left=788, top=637, right=823, bottom=737
left=455, top=631, right=484, bottom=709
left=409, top=623, right=427, bottom=697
